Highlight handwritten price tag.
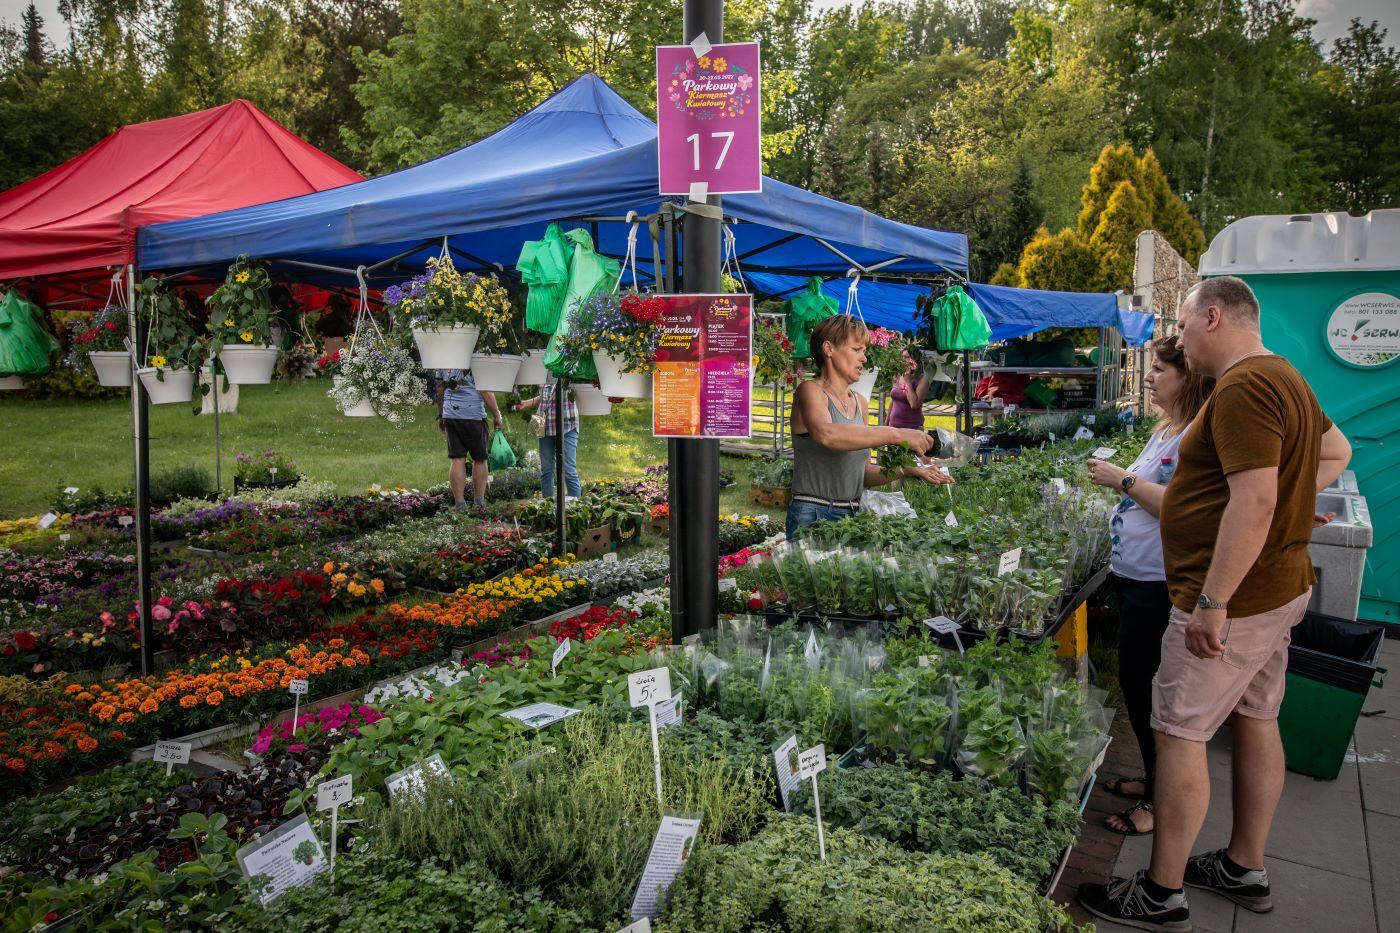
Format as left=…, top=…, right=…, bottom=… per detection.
left=288, top=679, right=309, bottom=696
left=628, top=668, right=672, bottom=708
left=997, top=548, right=1023, bottom=576
left=316, top=774, right=353, bottom=812
left=154, top=741, right=191, bottom=765
left=551, top=637, right=571, bottom=677
left=797, top=744, right=827, bottom=780
left=1091, top=446, right=1118, bottom=460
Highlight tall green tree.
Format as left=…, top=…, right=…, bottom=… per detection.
left=1307, top=19, right=1400, bottom=213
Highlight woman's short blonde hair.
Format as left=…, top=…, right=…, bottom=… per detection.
left=810, top=314, right=869, bottom=372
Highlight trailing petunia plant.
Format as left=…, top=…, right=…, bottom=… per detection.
left=65, top=304, right=128, bottom=357
left=863, top=327, right=915, bottom=395
left=555, top=291, right=663, bottom=374
left=753, top=312, right=799, bottom=387
left=136, top=278, right=204, bottom=376
left=206, top=255, right=275, bottom=354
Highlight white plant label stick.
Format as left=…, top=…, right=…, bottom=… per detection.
left=316, top=773, right=353, bottom=872
left=944, top=511, right=958, bottom=527
left=922, top=615, right=964, bottom=654
left=37, top=513, right=58, bottom=529
left=629, top=669, right=672, bottom=809
left=798, top=745, right=828, bottom=860
left=1074, top=426, right=1094, bottom=441
left=289, top=678, right=308, bottom=733
left=997, top=548, right=1022, bottom=577
left=118, top=515, right=133, bottom=527
left=64, top=486, right=79, bottom=494
left=551, top=637, right=571, bottom=677
left=1091, top=446, right=1118, bottom=460
left=1051, top=478, right=1067, bottom=495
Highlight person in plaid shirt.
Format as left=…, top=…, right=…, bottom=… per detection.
left=514, top=379, right=581, bottom=497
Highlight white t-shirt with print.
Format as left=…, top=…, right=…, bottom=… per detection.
left=1110, top=426, right=1187, bottom=582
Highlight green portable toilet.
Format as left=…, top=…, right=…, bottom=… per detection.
left=1199, top=209, right=1400, bottom=628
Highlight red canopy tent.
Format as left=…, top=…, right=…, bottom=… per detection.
left=0, top=99, right=363, bottom=299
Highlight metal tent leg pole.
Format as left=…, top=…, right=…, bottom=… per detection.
left=554, top=378, right=567, bottom=557
left=212, top=365, right=222, bottom=494
left=127, top=265, right=154, bottom=677
left=671, top=0, right=724, bottom=644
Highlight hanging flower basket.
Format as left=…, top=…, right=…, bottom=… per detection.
left=88, top=351, right=132, bottom=387
left=327, top=331, right=426, bottom=425
left=411, top=323, right=479, bottom=370
left=468, top=352, right=522, bottom=392
left=137, top=367, right=196, bottom=404
left=0, top=375, right=24, bottom=391
left=852, top=367, right=879, bottom=400
left=198, top=365, right=239, bottom=415
left=340, top=397, right=377, bottom=417
left=516, top=348, right=550, bottom=385
left=217, top=344, right=280, bottom=384
left=592, top=351, right=650, bottom=398
left=573, top=384, right=613, bottom=416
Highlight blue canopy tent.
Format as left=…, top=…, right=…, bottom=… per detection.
left=137, top=75, right=968, bottom=285
left=744, top=272, right=1154, bottom=347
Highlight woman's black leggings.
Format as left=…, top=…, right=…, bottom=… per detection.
left=1114, top=574, right=1174, bottom=801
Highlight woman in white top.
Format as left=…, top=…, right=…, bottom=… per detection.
left=1086, top=335, right=1214, bottom=836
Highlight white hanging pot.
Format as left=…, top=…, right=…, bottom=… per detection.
left=852, top=367, right=878, bottom=400
left=591, top=351, right=650, bottom=399
left=198, top=365, right=239, bottom=415
left=516, top=349, right=550, bottom=385
left=137, top=367, right=196, bottom=404
left=468, top=353, right=522, bottom=392
left=573, top=384, right=613, bottom=416
left=341, top=397, right=377, bottom=418
left=217, top=344, right=280, bottom=384
left=0, top=375, right=24, bottom=391
left=89, top=351, right=133, bottom=387
left=412, top=324, right=478, bottom=370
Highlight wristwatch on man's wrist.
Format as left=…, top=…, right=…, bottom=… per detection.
left=1196, top=593, right=1227, bottom=611
left=1120, top=474, right=1136, bottom=492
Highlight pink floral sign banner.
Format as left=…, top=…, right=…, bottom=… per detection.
left=656, top=41, right=762, bottom=195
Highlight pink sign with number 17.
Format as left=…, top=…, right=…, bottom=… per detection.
left=656, top=41, right=762, bottom=195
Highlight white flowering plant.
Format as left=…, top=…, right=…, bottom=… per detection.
left=327, top=332, right=427, bottom=424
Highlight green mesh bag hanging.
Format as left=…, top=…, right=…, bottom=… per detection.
left=0, top=291, right=58, bottom=377
left=930, top=285, right=991, bottom=352
left=543, top=229, right=620, bottom=380
left=517, top=223, right=571, bottom=334
left=785, top=277, right=839, bottom=359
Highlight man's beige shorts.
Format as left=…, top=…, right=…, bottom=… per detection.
left=1151, top=589, right=1312, bottom=742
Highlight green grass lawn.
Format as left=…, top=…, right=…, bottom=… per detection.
left=0, top=380, right=786, bottom=520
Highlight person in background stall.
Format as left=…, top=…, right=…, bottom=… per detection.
left=886, top=352, right=931, bottom=430
left=435, top=369, right=503, bottom=514
left=513, top=379, right=581, bottom=498
left=1085, top=335, right=1215, bottom=838
left=787, top=314, right=953, bottom=539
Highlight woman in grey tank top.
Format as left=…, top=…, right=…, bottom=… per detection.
left=786, top=315, right=954, bottom=539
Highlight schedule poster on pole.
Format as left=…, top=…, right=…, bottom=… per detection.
left=652, top=293, right=753, bottom=439
left=656, top=41, right=762, bottom=195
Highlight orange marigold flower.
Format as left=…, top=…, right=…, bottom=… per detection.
left=4, top=758, right=26, bottom=772
left=76, top=736, right=98, bottom=753
left=179, top=695, right=198, bottom=709
left=205, top=691, right=224, bottom=706
left=139, top=698, right=159, bottom=714
left=116, top=711, right=136, bottom=724
left=228, top=683, right=247, bottom=697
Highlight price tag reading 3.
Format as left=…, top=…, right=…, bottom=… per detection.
left=316, top=774, right=353, bottom=812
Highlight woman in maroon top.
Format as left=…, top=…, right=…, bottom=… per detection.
left=886, top=355, right=930, bottom=430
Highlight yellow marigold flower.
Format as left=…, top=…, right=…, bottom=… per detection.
left=235, top=271, right=250, bottom=283
left=150, top=355, right=166, bottom=368
left=239, top=331, right=254, bottom=343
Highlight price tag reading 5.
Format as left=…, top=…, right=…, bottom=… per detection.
left=628, top=668, right=672, bottom=708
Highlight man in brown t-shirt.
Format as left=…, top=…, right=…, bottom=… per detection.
left=1082, top=276, right=1351, bottom=931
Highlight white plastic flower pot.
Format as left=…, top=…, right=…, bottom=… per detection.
left=591, top=351, right=650, bottom=399
left=340, top=397, right=377, bottom=417
left=217, top=344, right=280, bottom=384
left=198, top=365, right=239, bottom=415
left=573, top=384, right=613, bottom=416
left=89, top=351, right=133, bottom=387
left=0, top=375, right=24, bottom=391
left=136, top=367, right=196, bottom=404
left=468, top=353, right=522, bottom=392
left=852, top=367, right=879, bottom=400
left=412, top=324, right=478, bottom=370
left=516, top=349, right=550, bottom=385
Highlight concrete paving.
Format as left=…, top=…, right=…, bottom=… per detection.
left=1090, top=639, right=1395, bottom=933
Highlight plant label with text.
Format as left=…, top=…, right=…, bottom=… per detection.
left=1051, top=478, right=1067, bottom=495
left=1091, top=446, right=1117, bottom=460
left=1073, top=426, right=1094, bottom=441
left=37, top=513, right=58, bottom=529
left=316, top=774, right=353, bottom=812
left=63, top=486, right=79, bottom=495
left=923, top=616, right=960, bottom=635
left=797, top=744, right=827, bottom=780
left=118, top=515, right=133, bottom=527
left=288, top=679, right=309, bottom=696
left=944, top=511, right=958, bottom=527
left=153, top=741, right=191, bottom=765
left=552, top=637, right=571, bottom=676
left=629, top=667, right=672, bottom=708
left=997, top=548, right=1022, bottom=576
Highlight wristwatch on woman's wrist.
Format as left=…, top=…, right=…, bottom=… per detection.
left=1120, top=474, right=1136, bottom=492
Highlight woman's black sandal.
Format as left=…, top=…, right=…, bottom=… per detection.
left=1103, top=776, right=1148, bottom=799
left=1104, top=800, right=1154, bottom=836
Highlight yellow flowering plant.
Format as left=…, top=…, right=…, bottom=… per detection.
left=206, top=254, right=275, bottom=354
left=136, top=277, right=205, bottom=376
left=388, top=256, right=516, bottom=343
left=555, top=290, right=663, bottom=374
